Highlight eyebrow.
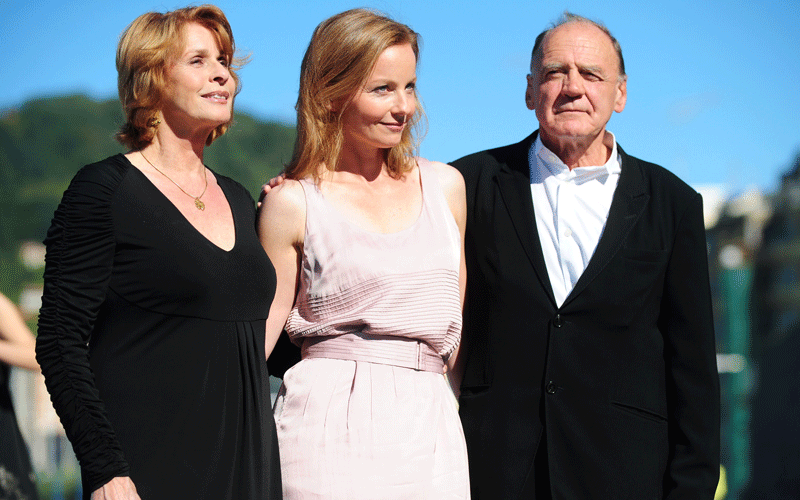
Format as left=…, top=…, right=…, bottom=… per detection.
left=185, top=47, right=210, bottom=57
left=364, top=76, right=417, bottom=85
left=540, top=62, right=605, bottom=75
left=540, top=62, right=568, bottom=73
left=578, top=64, right=604, bottom=74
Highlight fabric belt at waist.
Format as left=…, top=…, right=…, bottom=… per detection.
left=301, top=332, right=445, bottom=374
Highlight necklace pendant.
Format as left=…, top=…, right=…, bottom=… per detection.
left=195, top=198, right=206, bottom=211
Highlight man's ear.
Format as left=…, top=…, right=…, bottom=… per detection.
left=525, top=74, right=536, bottom=111
left=614, top=76, right=627, bottom=113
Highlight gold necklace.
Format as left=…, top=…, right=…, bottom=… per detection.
left=140, top=151, right=208, bottom=210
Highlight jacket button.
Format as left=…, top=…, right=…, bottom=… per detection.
left=546, top=381, right=557, bottom=394
left=553, top=314, right=563, bottom=328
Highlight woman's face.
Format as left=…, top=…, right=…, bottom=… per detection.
left=160, top=23, right=235, bottom=136
left=339, top=43, right=417, bottom=152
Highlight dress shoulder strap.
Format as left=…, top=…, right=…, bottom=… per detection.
left=415, top=157, right=453, bottom=224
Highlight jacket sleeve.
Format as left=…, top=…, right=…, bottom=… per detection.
left=36, top=164, right=131, bottom=492
left=660, top=192, right=721, bottom=498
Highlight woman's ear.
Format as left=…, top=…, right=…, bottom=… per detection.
left=327, top=97, right=343, bottom=113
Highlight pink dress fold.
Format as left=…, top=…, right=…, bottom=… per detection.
left=274, top=158, right=470, bottom=499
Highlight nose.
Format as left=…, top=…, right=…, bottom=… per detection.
left=561, top=69, right=584, bottom=96
left=211, top=60, right=231, bottom=85
left=392, top=90, right=416, bottom=120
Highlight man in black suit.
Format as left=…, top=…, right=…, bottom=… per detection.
left=452, top=12, right=720, bottom=499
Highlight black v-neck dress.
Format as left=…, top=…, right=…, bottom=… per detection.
left=37, top=154, right=281, bottom=499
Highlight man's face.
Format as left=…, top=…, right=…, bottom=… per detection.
left=527, top=22, right=627, bottom=149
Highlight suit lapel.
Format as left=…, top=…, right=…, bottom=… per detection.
left=562, top=147, right=649, bottom=307
left=495, top=133, right=557, bottom=306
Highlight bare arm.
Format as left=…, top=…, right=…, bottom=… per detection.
left=0, top=292, right=39, bottom=371
left=257, top=180, right=305, bottom=359
left=432, top=161, right=468, bottom=395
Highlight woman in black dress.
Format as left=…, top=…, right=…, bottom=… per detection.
left=35, top=5, right=281, bottom=500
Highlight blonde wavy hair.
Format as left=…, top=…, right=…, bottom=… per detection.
left=285, top=8, right=425, bottom=181
left=115, top=4, right=245, bottom=150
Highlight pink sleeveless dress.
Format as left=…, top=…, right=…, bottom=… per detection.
left=274, top=158, right=470, bottom=499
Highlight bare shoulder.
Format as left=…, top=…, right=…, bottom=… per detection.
left=423, top=159, right=466, bottom=228
left=258, top=179, right=306, bottom=242
left=425, top=160, right=465, bottom=197
left=264, top=179, right=305, bottom=210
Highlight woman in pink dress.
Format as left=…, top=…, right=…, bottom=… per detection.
left=258, top=8, right=469, bottom=500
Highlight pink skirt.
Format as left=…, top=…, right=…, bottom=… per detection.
left=274, top=358, right=470, bottom=499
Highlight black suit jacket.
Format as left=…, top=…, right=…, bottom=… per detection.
left=452, top=132, right=720, bottom=500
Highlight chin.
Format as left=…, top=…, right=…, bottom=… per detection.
left=207, top=113, right=232, bottom=126
left=550, top=124, right=597, bottom=139
left=369, top=138, right=403, bottom=150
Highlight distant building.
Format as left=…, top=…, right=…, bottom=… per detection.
left=704, top=184, right=770, bottom=499
left=18, top=241, right=45, bottom=271
left=745, top=156, right=800, bottom=500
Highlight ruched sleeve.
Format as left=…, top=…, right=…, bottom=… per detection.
left=36, top=158, right=130, bottom=492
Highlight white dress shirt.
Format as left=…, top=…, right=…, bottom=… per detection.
left=529, top=134, right=622, bottom=307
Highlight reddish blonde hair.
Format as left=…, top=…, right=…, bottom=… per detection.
left=285, top=8, right=425, bottom=180
left=115, top=4, right=245, bottom=149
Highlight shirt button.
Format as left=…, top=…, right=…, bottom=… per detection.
left=564, top=228, right=572, bottom=238
left=546, top=381, right=558, bottom=394
left=553, top=314, right=563, bottom=328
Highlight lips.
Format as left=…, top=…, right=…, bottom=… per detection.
left=202, top=91, right=230, bottom=103
left=381, top=122, right=406, bottom=132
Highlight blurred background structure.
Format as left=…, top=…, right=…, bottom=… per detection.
left=702, top=152, right=800, bottom=500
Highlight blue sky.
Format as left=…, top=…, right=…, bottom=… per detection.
left=3, top=0, right=799, bottom=193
